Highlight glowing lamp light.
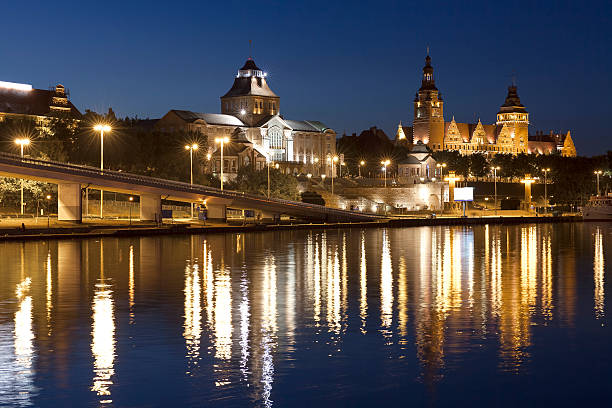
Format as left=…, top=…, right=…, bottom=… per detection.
left=185, top=143, right=198, bottom=150
left=0, top=81, right=32, bottom=91
left=94, top=124, right=111, bottom=133
left=240, top=109, right=246, bottom=115
left=14, top=138, right=31, bottom=146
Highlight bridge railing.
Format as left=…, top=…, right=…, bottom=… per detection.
left=0, top=152, right=385, bottom=220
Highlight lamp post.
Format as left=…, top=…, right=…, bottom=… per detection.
left=359, top=160, right=365, bottom=178
left=521, top=174, right=535, bottom=212
left=94, top=124, right=111, bottom=219
left=46, top=194, right=52, bottom=229
left=215, top=137, right=229, bottom=191
left=332, top=156, right=339, bottom=195
left=185, top=143, right=198, bottom=218
left=314, top=157, right=319, bottom=176
left=14, top=138, right=30, bottom=215
left=436, top=163, right=447, bottom=212
left=493, top=166, right=500, bottom=215
left=444, top=171, right=460, bottom=208
left=267, top=156, right=272, bottom=199
left=321, top=174, right=326, bottom=190
left=381, top=160, right=390, bottom=188
left=436, top=162, right=447, bottom=178
left=543, top=168, right=550, bottom=214
left=594, top=170, right=603, bottom=196
left=128, top=196, right=134, bottom=226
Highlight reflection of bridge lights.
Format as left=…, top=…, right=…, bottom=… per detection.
left=594, top=228, right=605, bottom=319
left=380, top=230, right=393, bottom=330
left=91, top=282, right=115, bottom=400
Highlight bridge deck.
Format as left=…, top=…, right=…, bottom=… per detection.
left=0, top=152, right=384, bottom=222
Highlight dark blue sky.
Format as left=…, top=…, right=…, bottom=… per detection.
left=2, top=0, right=610, bottom=155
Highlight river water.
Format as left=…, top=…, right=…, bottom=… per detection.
left=0, top=223, right=610, bottom=407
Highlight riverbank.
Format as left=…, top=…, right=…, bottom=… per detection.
left=0, top=214, right=588, bottom=241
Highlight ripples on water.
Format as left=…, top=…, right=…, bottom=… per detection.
left=0, top=223, right=610, bottom=407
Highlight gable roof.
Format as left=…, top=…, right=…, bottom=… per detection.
left=170, top=110, right=244, bottom=126
left=284, top=119, right=333, bottom=133
left=0, top=86, right=81, bottom=118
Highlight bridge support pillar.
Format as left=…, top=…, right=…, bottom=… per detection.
left=207, top=204, right=226, bottom=221
left=58, top=183, right=82, bottom=223
left=140, top=194, right=161, bottom=222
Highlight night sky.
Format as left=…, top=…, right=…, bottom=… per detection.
left=2, top=0, right=610, bottom=155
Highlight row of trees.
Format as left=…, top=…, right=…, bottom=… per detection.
left=0, top=111, right=302, bottom=211
left=431, top=151, right=612, bottom=204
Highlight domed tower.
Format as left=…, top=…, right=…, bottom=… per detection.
left=496, top=84, right=529, bottom=153
left=412, top=53, right=444, bottom=150
left=221, top=58, right=280, bottom=126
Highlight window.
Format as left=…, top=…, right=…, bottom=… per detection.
left=268, top=126, right=283, bottom=149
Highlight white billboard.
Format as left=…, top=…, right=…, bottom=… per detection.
left=454, top=187, right=474, bottom=202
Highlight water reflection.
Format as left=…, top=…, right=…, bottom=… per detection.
left=184, top=261, right=202, bottom=372
left=0, top=223, right=609, bottom=406
left=91, top=242, right=115, bottom=403
left=594, top=227, right=605, bottom=319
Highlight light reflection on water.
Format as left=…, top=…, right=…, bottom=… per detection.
left=0, top=223, right=610, bottom=406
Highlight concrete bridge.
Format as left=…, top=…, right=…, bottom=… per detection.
left=0, top=152, right=384, bottom=223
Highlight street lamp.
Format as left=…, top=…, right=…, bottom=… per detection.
left=594, top=170, right=603, bottom=196
left=381, top=159, right=391, bottom=187
left=321, top=174, right=326, bottom=189
left=492, top=166, right=500, bottom=215
left=46, top=194, right=52, bottom=229
left=185, top=143, right=198, bottom=218
left=359, top=160, right=365, bottom=178
left=128, top=196, right=134, bottom=226
left=215, top=137, right=229, bottom=191
left=332, top=155, right=339, bottom=195
left=267, top=156, right=273, bottom=199
left=14, top=138, right=30, bottom=215
left=94, top=124, right=111, bottom=219
left=543, top=168, right=550, bottom=214
left=436, top=162, right=447, bottom=178
left=521, top=174, right=536, bottom=211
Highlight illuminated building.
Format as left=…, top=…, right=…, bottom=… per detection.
left=395, top=53, right=577, bottom=157
left=155, top=58, right=337, bottom=180
left=0, top=81, right=81, bottom=125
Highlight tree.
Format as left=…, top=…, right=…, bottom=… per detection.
left=228, top=167, right=300, bottom=200
left=469, top=153, right=489, bottom=178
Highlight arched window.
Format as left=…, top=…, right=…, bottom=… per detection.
left=268, top=126, right=283, bottom=149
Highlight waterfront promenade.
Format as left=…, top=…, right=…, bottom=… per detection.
left=0, top=212, right=584, bottom=241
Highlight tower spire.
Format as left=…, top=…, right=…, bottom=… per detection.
left=249, top=39, right=252, bottom=59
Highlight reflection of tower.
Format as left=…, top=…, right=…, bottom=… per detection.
left=413, top=53, right=445, bottom=150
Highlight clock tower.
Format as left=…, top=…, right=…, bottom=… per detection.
left=412, top=53, right=445, bottom=150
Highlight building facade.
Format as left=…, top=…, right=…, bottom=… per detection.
left=0, top=81, right=81, bottom=127
left=156, top=58, right=336, bottom=180
left=396, top=54, right=577, bottom=157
